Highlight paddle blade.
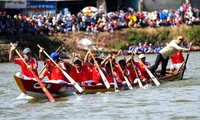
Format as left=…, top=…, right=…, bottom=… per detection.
left=29, top=70, right=55, bottom=102
left=133, top=78, right=138, bottom=83
left=113, top=77, right=119, bottom=92
left=61, top=70, right=84, bottom=93
left=145, top=68, right=160, bottom=86
left=99, top=70, right=111, bottom=89
left=134, top=78, right=142, bottom=88
left=124, top=76, right=133, bottom=90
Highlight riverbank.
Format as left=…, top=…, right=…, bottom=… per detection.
left=0, top=25, right=200, bottom=62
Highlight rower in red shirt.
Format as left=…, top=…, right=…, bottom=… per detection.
left=90, top=58, right=105, bottom=84
left=73, top=59, right=93, bottom=84
left=170, top=50, right=185, bottom=71
left=9, top=47, right=38, bottom=78
left=134, top=54, right=151, bottom=81
left=114, top=59, right=132, bottom=83
left=113, top=60, right=125, bottom=83
left=105, top=62, right=116, bottom=83
left=39, top=48, right=69, bottom=82
left=126, top=61, right=137, bottom=83
left=40, top=65, right=51, bottom=80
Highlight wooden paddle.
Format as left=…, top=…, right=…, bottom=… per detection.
left=181, top=42, right=192, bottom=80
left=38, top=46, right=62, bottom=75
left=89, top=51, right=111, bottom=89
left=120, top=50, right=127, bottom=61
left=37, top=44, right=84, bottom=93
left=130, top=60, right=145, bottom=89
left=109, top=58, right=119, bottom=92
left=113, top=58, right=133, bottom=90
left=133, top=52, right=160, bottom=86
left=10, top=43, right=55, bottom=102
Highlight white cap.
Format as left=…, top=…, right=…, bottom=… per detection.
left=139, top=54, right=145, bottom=59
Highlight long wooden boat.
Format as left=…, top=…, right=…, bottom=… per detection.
left=13, top=68, right=184, bottom=98
left=13, top=73, right=76, bottom=98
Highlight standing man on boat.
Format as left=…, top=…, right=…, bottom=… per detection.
left=9, top=47, right=38, bottom=78
left=150, top=36, right=190, bottom=77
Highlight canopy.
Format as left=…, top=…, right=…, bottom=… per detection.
left=82, top=6, right=98, bottom=15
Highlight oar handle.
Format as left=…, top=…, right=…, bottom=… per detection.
left=90, top=52, right=100, bottom=69
left=38, top=65, right=47, bottom=75
left=113, top=58, right=124, bottom=75
left=115, top=50, right=122, bottom=57
left=131, top=60, right=139, bottom=78
left=109, top=58, right=114, bottom=75
left=120, top=50, right=126, bottom=61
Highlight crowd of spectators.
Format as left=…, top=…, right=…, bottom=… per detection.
left=127, top=41, right=164, bottom=54
left=127, top=40, right=191, bottom=54
left=0, top=3, right=199, bottom=39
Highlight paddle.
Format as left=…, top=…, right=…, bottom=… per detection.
left=10, top=43, right=55, bottom=102
left=38, top=46, right=62, bottom=76
left=109, top=58, right=119, bottom=92
left=175, top=61, right=185, bottom=74
left=181, top=42, right=192, bottom=80
left=130, top=60, right=145, bottom=89
left=37, top=44, right=84, bottom=93
left=113, top=58, right=133, bottom=90
left=120, top=50, right=127, bottom=61
left=89, top=51, right=111, bottom=89
left=133, top=52, right=160, bottom=86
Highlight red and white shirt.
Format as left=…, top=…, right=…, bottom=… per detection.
left=14, top=57, right=38, bottom=78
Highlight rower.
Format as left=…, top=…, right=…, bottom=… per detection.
left=170, top=50, right=185, bottom=73
left=134, top=54, right=151, bottom=81
left=73, top=59, right=93, bottom=85
left=9, top=46, right=38, bottom=78
left=39, top=48, right=69, bottom=82
left=90, top=57, right=105, bottom=85
left=113, top=59, right=132, bottom=83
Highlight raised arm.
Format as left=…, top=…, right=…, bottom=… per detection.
left=84, top=50, right=92, bottom=64
left=39, top=47, right=47, bottom=62
left=101, top=54, right=111, bottom=66
left=9, top=45, right=16, bottom=62
left=73, top=53, right=84, bottom=61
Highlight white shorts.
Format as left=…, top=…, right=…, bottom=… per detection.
left=170, top=63, right=184, bottom=70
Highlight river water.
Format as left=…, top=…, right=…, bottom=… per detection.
left=0, top=52, right=200, bottom=120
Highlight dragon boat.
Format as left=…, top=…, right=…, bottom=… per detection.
left=13, top=68, right=184, bottom=98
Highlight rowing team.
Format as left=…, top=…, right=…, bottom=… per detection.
left=10, top=44, right=163, bottom=86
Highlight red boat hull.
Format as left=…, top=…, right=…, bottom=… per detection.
left=14, top=75, right=76, bottom=98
